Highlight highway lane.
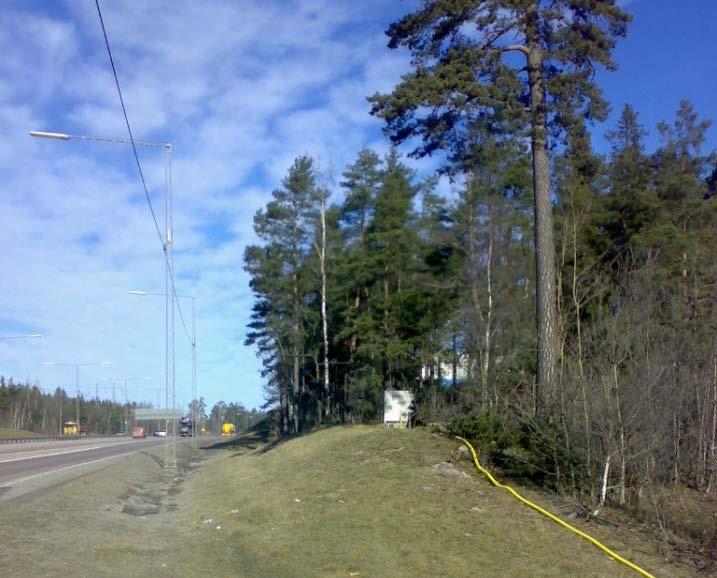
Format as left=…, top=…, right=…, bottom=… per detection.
left=0, top=437, right=169, bottom=496
left=0, top=436, right=137, bottom=456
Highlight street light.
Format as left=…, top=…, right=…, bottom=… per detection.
left=0, top=334, right=42, bottom=341
left=32, top=129, right=176, bottom=464
left=130, top=289, right=197, bottom=449
left=43, top=360, right=111, bottom=434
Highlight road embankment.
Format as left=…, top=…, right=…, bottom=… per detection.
left=0, top=428, right=697, bottom=577
left=174, top=426, right=695, bottom=577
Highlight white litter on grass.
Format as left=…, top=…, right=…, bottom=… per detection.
left=230, top=508, right=239, bottom=514
left=294, top=498, right=301, bottom=503
left=216, top=526, right=222, bottom=530
left=162, top=564, right=167, bottom=568
left=202, top=518, right=213, bottom=524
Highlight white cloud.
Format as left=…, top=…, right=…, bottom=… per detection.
left=0, top=0, right=417, bottom=410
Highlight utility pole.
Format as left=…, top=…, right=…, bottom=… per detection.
left=164, top=143, right=176, bottom=467
left=75, top=365, right=80, bottom=431
left=124, top=379, right=129, bottom=435
left=129, top=290, right=196, bottom=451
left=31, top=129, right=174, bottom=465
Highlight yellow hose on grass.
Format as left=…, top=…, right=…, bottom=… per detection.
left=454, top=436, right=656, bottom=578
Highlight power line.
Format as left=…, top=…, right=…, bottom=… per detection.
left=166, top=259, right=193, bottom=346
left=94, top=0, right=164, bottom=250
left=94, top=0, right=193, bottom=350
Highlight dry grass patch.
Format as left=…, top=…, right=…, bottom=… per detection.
left=0, top=427, right=42, bottom=438
left=177, top=426, right=695, bottom=577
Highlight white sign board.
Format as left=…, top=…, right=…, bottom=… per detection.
left=383, top=389, right=414, bottom=424
left=134, top=408, right=183, bottom=420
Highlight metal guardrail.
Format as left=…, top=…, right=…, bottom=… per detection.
left=0, top=434, right=125, bottom=445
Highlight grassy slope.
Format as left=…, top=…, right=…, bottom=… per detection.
left=0, top=427, right=42, bottom=438
left=177, top=426, right=694, bottom=577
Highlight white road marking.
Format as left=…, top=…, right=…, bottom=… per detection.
left=0, top=439, right=144, bottom=463
left=0, top=449, right=142, bottom=488
left=0, top=445, right=105, bottom=463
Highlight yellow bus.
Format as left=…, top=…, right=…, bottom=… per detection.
left=63, top=421, right=79, bottom=435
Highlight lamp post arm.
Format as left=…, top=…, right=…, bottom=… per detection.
left=31, top=130, right=168, bottom=149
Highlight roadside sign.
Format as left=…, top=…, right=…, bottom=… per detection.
left=134, top=408, right=183, bottom=420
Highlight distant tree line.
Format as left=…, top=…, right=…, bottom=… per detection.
left=244, top=0, right=716, bottom=516
left=0, top=375, right=149, bottom=435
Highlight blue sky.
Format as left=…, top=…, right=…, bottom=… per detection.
left=0, top=0, right=714, bottom=412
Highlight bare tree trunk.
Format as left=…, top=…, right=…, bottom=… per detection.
left=571, top=210, right=593, bottom=499
left=383, top=268, right=390, bottom=390
left=698, top=370, right=708, bottom=488
left=451, top=334, right=458, bottom=389
left=672, top=363, right=683, bottom=487
left=484, top=205, right=494, bottom=410
left=613, top=364, right=627, bottom=506
left=318, top=189, right=331, bottom=421
left=527, top=5, right=558, bottom=406
left=291, top=198, right=301, bottom=433
left=707, top=354, right=717, bottom=493
left=465, top=173, right=487, bottom=409
left=593, top=454, right=611, bottom=517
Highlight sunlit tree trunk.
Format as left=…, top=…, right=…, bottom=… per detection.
left=526, top=4, right=558, bottom=406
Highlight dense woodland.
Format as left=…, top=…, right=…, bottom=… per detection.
left=245, top=0, right=717, bottom=514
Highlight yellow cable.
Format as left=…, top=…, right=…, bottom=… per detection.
left=454, top=436, right=657, bottom=578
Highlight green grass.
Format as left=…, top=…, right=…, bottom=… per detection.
left=0, top=427, right=42, bottom=439
left=175, top=426, right=694, bottom=577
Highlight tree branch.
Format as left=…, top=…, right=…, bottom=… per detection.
left=502, top=44, right=530, bottom=56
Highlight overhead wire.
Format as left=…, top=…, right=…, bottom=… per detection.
left=94, top=0, right=164, bottom=250
left=167, top=260, right=194, bottom=346
left=94, top=0, right=193, bottom=349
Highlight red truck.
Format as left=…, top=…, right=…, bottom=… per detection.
left=132, top=426, right=146, bottom=439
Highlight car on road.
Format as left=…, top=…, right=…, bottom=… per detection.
left=153, top=429, right=167, bottom=437
left=179, top=426, right=190, bottom=437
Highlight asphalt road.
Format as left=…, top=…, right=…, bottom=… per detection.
left=0, top=436, right=169, bottom=500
